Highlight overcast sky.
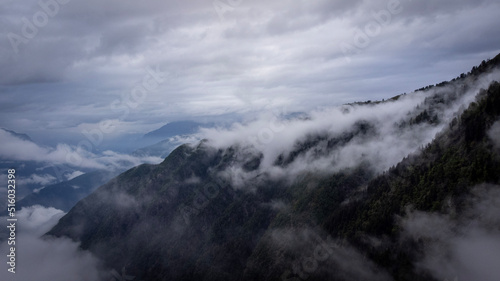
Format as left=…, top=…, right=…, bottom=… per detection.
left=1, top=0, right=500, bottom=144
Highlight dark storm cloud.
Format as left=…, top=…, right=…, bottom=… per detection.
left=1, top=0, right=499, bottom=140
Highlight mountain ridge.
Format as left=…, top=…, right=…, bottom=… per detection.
left=47, top=55, right=500, bottom=281
left=0, top=128, right=33, bottom=142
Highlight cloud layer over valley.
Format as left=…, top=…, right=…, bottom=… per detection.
left=0, top=206, right=104, bottom=281
left=0, top=128, right=163, bottom=171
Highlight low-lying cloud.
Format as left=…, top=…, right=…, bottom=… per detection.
left=22, top=173, right=57, bottom=186
left=488, top=120, right=500, bottom=151
left=0, top=129, right=163, bottom=170
left=400, top=184, right=500, bottom=281
left=200, top=70, right=500, bottom=188
left=0, top=205, right=104, bottom=281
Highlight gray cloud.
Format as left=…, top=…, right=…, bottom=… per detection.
left=1, top=0, right=500, bottom=143
left=0, top=205, right=104, bottom=281
left=0, top=129, right=163, bottom=170
left=65, top=170, right=85, bottom=180
left=199, top=70, right=500, bottom=188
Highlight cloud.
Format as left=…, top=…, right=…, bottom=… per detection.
left=0, top=205, right=104, bottom=281
left=22, top=173, right=57, bottom=186
left=0, top=129, right=163, bottom=170
left=488, top=120, right=500, bottom=150
left=261, top=199, right=289, bottom=211
left=199, top=71, right=500, bottom=188
left=1, top=0, right=500, bottom=142
left=15, top=205, right=66, bottom=236
left=65, top=170, right=85, bottom=180
left=400, top=184, right=500, bottom=281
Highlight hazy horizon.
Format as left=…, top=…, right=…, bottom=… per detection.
left=1, top=0, right=500, bottom=146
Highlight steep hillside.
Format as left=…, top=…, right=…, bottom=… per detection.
left=49, top=142, right=283, bottom=280
left=244, top=80, right=500, bottom=281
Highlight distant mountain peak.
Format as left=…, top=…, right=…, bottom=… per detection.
left=1, top=128, right=33, bottom=142
left=143, top=120, right=210, bottom=139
